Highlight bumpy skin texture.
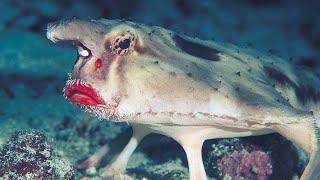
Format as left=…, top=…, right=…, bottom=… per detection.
left=47, top=19, right=320, bottom=180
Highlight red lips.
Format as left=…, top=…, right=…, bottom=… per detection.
left=64, top=81, right=106, bottom=106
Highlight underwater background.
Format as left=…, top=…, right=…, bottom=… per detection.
left=0, top=0, right=319, bottom=179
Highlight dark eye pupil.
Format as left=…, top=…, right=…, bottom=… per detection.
left=119, top=39, right=131, bottom=49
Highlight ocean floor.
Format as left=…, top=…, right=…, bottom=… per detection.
left=0, top=0, right=319, bottom=179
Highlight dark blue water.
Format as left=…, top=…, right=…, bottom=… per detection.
left=0, top=0, right=319, bottom=179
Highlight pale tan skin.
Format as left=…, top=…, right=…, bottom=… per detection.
left=47, top=19, right=320, bottom=180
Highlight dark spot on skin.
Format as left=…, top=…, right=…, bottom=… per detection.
left=236, top=72, right=241, bottom=76
left=264, top=66, right=295, bottom=87
left=169, top=72, right=176, bottom=76
left=187, top=72, right=192, bottom=77
left=234, top=82, right=291, bottom=107
left=265, top=66, right=320, bottom=104
left=248, top=69, right=252, bottom=72
left=173, top=35, right=221, bottom=62
left=295, top=85, right=320, bottom=104
left=154, top=61, right=159, bottom=64
left=162, top=48, right=221, bottom=94
left=214, top=87, right=218, bottom=91
left=272, top=84, right=276, bottom=88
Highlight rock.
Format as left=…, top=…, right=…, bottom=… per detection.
left=0, top=130, right=74, bottom=179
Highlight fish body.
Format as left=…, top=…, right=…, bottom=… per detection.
left=47, top=19, right=320, bottom=180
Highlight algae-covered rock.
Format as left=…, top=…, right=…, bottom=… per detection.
left=0, top=130, right=74, bottom=179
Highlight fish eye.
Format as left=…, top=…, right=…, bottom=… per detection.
left=111, top=33, right=135, bottom=55
left=77, top=45, right=90, bottom=57
left=73, top=41, right=91, bottom=58
left=119, top=39, right=131, bottom=49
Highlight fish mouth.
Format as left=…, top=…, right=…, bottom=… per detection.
left=64, top=80, right=106, bottom=106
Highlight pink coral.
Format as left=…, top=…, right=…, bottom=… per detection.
left=217, top=150, right=272, bottom=180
